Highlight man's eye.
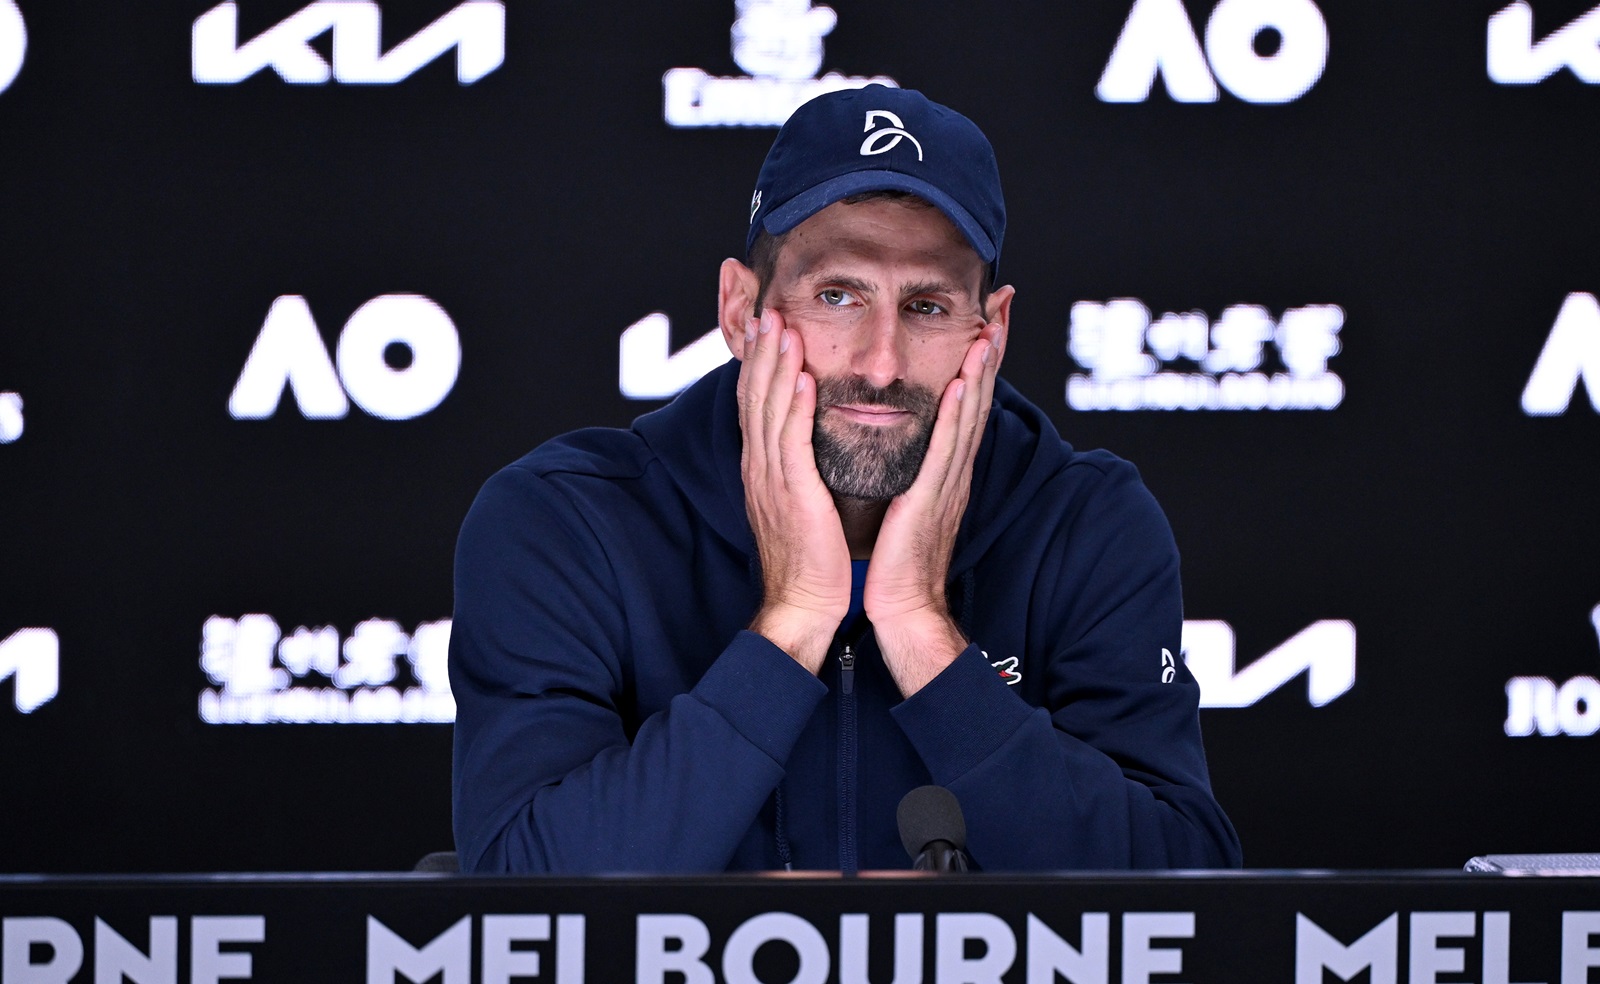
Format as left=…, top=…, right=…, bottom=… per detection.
left=907, top=299, right=945, bottom=316
left=819, top=288, right=854, bottom=306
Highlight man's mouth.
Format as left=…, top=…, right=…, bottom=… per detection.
left=828, top=403, right=913, bottom=426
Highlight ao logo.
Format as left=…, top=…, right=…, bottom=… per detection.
left=860, top=110, right=923, bottom=160
left=1, top=628, right=59, bottom=714
left=1489, top=3, right=1600, bottom=84
left=0, top=391, right=21, bottom=443
left=192, top=1, right=504, bottom=85
left=0, top=0, right=24, bottom=95
left=1098, top=0, right=1329, bottom=104
left=229, top=295, right=461, bottom=421
left=1522, top=292, right=1600, bottom=415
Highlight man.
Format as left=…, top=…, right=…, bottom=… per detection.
left=449, top=85, right=1240, bottom=873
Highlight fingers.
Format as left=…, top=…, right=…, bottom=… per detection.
left=909, top=323, right=1004, bottom=502
left=737, top=309, right=782, bottom=422
left=735, top=309, right=850, bottom=640
left=950, top=322, right=1005, bottom=474
left=736, top=308, right=819, bottom=495
left=779, top=364, right=816, bottom=486
left=737, top=309, right=793, bottom=468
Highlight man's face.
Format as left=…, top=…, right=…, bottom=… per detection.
left=758, top=197, right=993, bottom=500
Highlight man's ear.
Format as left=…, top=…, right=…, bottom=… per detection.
left=718, top=258, right=760, bottom=360
left=985, top=284, right=1016, bottom=335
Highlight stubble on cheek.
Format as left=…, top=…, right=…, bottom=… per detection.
left=810, top=376, right=941, bottom=500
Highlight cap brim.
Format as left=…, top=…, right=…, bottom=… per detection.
left=761, top=170, right=998, bottom=265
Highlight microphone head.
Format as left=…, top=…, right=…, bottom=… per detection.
left=897, top=785, right=967, bottom=859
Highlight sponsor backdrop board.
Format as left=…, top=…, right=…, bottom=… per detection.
left=1, top=0, right=1598, bottom=873
left=4, top=873, right=1600, bottom=982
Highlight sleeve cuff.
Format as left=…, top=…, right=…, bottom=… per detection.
left=690, top=629, right=828, bottom=765
left=891, top=644, right=1037, bottom=784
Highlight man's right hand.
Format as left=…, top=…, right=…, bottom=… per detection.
left=737, top=308, right=850, bottom=674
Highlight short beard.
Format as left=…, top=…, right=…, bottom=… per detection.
left=812, top=377, right=940, bottom=500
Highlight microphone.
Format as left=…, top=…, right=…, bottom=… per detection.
left=896, top=785, right=971, bottom=873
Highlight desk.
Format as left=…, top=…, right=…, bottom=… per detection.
left=2, top=871, right=1596, bottom=982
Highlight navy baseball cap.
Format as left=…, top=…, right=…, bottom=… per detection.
left=746, top=84, right=1006, bottom=282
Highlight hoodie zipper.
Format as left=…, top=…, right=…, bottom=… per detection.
left=837, top=642, right=858, bottom=874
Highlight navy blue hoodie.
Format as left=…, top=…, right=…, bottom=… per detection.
left=449, top=360, right=1240, bottom=873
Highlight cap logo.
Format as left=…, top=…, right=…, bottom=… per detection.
left=749, top=189, right=762, bottom=223
left=859, top=109, right=923, bottom=161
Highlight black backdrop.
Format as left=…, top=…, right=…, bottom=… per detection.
left=2, top=0, right=1598, bottom=873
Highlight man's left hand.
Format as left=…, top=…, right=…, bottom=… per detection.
left=864, top=322, right=1005, bottom=697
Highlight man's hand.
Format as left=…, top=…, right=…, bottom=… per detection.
left=739, top=308, right=852, bottom=674
left=865, top=322, right=1005, bottom=696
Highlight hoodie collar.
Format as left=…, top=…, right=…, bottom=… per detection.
left=633, top=360, right=755, bottom=556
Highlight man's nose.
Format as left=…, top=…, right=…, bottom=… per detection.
left=851, top=305, right=908, bottom=389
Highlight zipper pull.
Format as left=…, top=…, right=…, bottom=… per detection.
left=839, top=645, right=855, bottom=696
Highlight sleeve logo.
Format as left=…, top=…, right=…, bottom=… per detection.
left=985, top=652, right=1022, bottom=686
